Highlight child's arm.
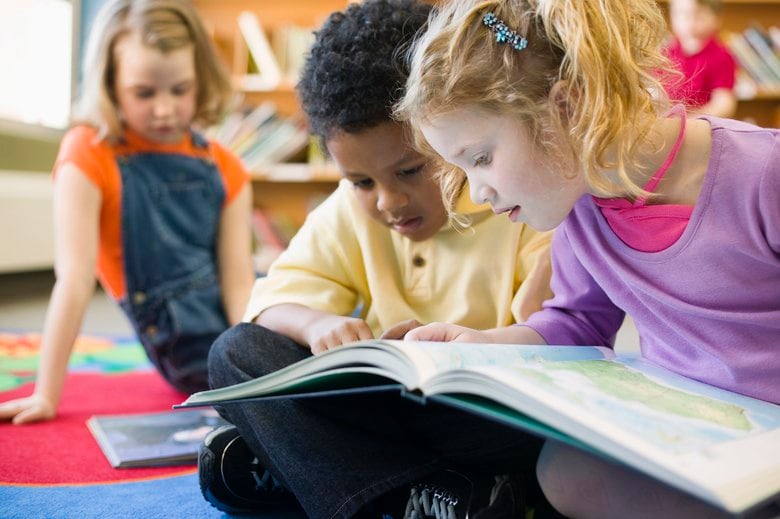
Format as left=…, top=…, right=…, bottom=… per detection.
left=255, top=303, right=374, bottom=354
left=697, top=87, right=736, bottom=118
left=217, top=184, right=254, bottom=325
left=0, top=164, right=100, bottom=424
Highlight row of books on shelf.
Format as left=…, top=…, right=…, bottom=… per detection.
left=206, top=100, right=310, bottom=174
left=724, top=25, right=780, bottom=99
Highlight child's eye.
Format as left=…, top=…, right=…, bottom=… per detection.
left=135, top=90, right=155, bottom=99
left=352, top=178, right=374, bottom=190
left=172, top=84, right=193, bottom=96
left=473, top=153, right=491, bottom=167
left=399, top=164, right=424, bottom=177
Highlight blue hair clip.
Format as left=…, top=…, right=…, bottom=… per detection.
left=482, top=12, right=527, bottom=52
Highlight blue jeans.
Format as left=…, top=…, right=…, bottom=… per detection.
left=208, top=323, right=543, bottom=519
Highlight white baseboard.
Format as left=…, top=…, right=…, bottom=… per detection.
left=0, top=170, right=54, bottom=273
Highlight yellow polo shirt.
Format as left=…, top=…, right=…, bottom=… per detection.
left=243, top=180, right=552, bottom=335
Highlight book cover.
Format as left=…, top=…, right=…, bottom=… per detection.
left=87, top=408, right=228, bottom=468
left=236, top=11, right=282, bottom=91
left=177, top=340, right=780, bottom=515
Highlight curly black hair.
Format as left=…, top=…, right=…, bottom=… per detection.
left=296, top=0, right=432, bottom=143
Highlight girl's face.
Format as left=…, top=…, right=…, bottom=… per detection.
left=113, top=33, right=197, bottom=144
left=669, top=0, right=719, bottom=48
left=326, top=121, right=448, bottom=242
left=420, top=107, right=587, bottom=232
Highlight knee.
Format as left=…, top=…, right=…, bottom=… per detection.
left=207, top=323, right=260, bottom=387
left=536, top=440, right=605, bottom=519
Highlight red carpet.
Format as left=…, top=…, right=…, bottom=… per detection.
left=0, top=332, right=195, bottom=485
left=0, top=371, right=193, bottom=484
left=0, top=332, right=303, bottom=518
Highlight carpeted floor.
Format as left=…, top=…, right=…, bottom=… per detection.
left=0, top=332, right=303, bottom=518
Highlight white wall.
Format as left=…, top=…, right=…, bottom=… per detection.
left=0, top=170, right=54, bottom=273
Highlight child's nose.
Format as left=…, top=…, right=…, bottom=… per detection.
left=153, top=95, right=175, bottom=118
left=469, top=181, right=494, bottom=206
left=376, top=187, right=408, bottom=213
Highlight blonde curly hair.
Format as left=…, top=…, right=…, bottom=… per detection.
left=396, top=0, right=675, bottom=211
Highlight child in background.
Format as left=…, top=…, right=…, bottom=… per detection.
left=397, top=0, right=779, bottom=517
left=0, top=0, right=254, bottom=425
left=665, top=0, right=737, bottom=117
left=198, top=0, right=554, bottom=517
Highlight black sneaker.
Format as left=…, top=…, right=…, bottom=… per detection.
left=401, top=469, right=486, bottom=519
left=198, top=424, right=296, bottom=514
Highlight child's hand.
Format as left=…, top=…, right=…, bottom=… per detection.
left=306, top=315, right=374, bottom=354
left=380, top=319, right=423, bottom=340
left=0, top=394, right=57, bottom=425
left=404, top=322, right=494, bottom=343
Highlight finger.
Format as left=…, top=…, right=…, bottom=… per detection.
left=0, top=400, right=25, bottom=421
left=355, top=322, right=374, bottom=342
left=405, top=322, right=456, bottom=342
left=12, top=407, right=44, bottom=425
left=382, top=319, right=424, bottom=340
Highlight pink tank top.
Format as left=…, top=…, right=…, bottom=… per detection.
left=593, top=105, right=693, bottom=253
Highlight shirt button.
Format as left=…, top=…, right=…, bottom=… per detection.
left=146, top=325, right=158, bottom=338
left=412, top=255, right=426, bottom=267
left=133, top=292, right=147, bottom=304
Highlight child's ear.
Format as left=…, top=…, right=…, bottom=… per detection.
left=548, top=80, right=577, bottom=123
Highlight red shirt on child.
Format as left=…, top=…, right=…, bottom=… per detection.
left=665, top=37, right=735, bottom=108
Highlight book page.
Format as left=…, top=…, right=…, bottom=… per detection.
left=425, top=353, right=780, bottom=512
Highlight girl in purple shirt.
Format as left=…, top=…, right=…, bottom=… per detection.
left=398, top=0, right=779, bottom=517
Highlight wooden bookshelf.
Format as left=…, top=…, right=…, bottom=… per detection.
left=659, top=0, right=780, bottom=127
left=194, top=0, right=778, bottom=232
left=191, top=0, right=346, bottom=227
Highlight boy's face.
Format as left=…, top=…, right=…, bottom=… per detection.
left=326, top=121, right=448, bottom=242
left=669, top=0, right=720, bottom=47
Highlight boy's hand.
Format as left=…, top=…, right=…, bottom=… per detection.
left=0, top=394, right=57, bottom=425
left=306, top=315, right=374, bottom=354
left=380, top=319, right=423, bottom=340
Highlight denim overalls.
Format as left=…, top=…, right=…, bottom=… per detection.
left=117, top=132, right=228, bottom=393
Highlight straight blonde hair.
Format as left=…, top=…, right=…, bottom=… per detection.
left=73, top=0, right=233, bottom=140
left=397, top=0, right=675, bottom=209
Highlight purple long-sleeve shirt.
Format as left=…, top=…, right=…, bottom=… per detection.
left=524, top=116, right=780, bottom=404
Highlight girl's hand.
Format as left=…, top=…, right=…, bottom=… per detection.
left=380, top=319, right=423, bottom=340
left=0, top=394, right=57, bottom=425
left=305, top=315, right=374, bottom=354
left=404, top=322, right=493, bottom=343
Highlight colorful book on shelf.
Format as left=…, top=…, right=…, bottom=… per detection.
left=87, top=408, right=228, bottom=468
left=742, top=26, right=780, bottom=84
left=724, top=31, right=780, bottom=92
left=236, top=11, right=282, bottom=91
left=177, top=340, right=780, bottom=516
left=241, top=118, right=309, bottom=171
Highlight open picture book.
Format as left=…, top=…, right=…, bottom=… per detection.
left=176, top=340, right=780, bottom=515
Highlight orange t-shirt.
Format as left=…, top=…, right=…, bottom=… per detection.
left=53, top=126, right=249, bottom=300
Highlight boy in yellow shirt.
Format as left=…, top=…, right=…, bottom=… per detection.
left=198, top=1, right=553, bottom=516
